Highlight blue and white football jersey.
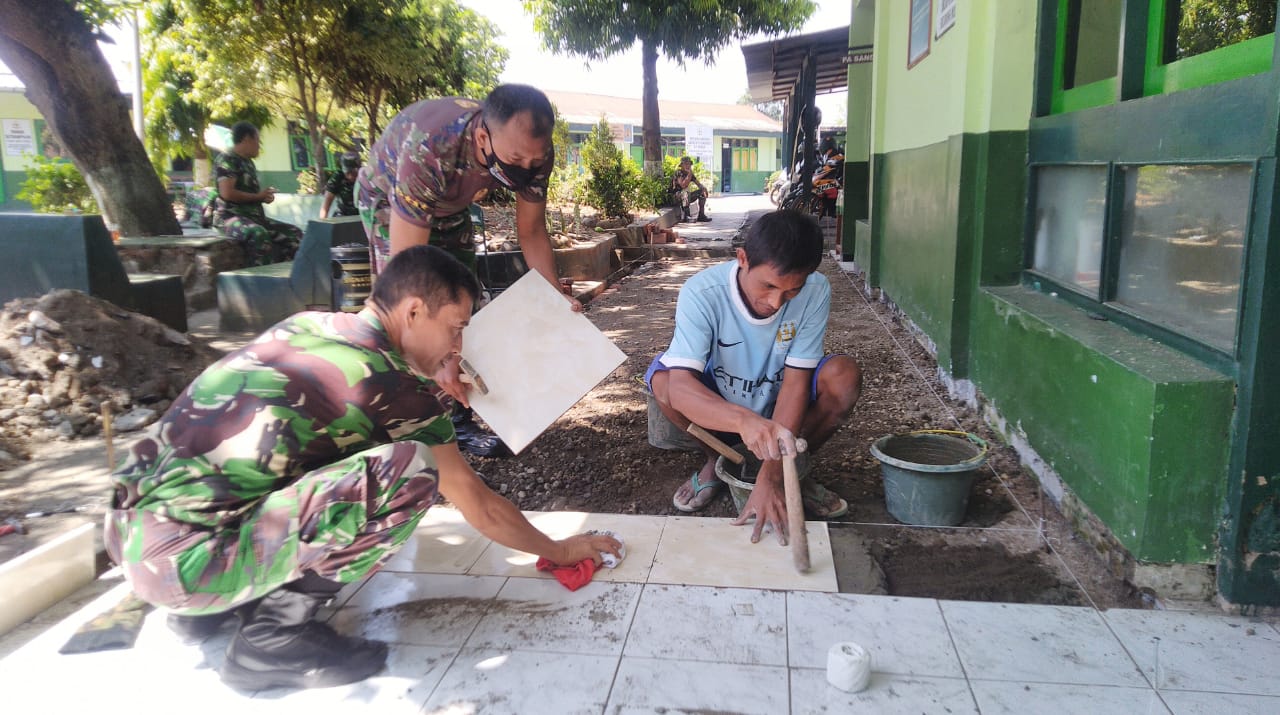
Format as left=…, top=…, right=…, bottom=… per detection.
left=660, top=260, right=830, bottom=415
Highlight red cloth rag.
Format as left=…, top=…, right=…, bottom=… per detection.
left=535, top=557, right=597, bottom=591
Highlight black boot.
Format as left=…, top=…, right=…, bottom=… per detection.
left=220, top=579, right=388, bottom=691
left=169, top=598, right=263, bottom=644
left=452, top=407, right=511, bottom=458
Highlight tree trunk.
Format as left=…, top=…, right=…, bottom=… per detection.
left=640, top=38, right=662, bottom=178
left=193, top=142, right=212, bottom=187
left=0, top=0, right=181, bottom=235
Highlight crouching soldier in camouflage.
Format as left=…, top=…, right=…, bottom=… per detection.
left=214, top=121, right=303, bottom=265
left=104, top=245, right=620, bottom=691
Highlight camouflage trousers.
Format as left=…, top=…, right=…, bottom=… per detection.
left=218, top=214, right=303, bottom=266
left=104, top=441, right=439, bottom=615
left=356, top=183, right=476, bottom=278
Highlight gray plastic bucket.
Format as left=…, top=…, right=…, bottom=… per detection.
left=714, top=443, right=811, bottom=513
left=870, top=430, right=988, bottom=526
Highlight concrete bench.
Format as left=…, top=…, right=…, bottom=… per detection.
left=116, top=232, right=244, bottom=312
left=0, top=213, right=187, bottom=331
left=216, top=216, right=366, bottom=332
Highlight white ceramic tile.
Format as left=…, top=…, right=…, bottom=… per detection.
left=421, top=647, right=618, bottom=715
left=970, top=680, right=1168, bottom=714
left=463, top=271, right=627, bottom=454
left=787, top=591, right=964, bottom=677
left=249, top=644, right=458, bottom=714
left=607, top=656, right=790, bottom=715
left=0, top=522, right=95, bottom=634
left=380, top=507, right=491, bottom=574
left=329, top=572, right=506, bottom=647
left=941, top=600, right=1146, bottom=686
left=464, top=576, right=640, bottom=655
left=1161, top=689, right=1280, bottom=715
left=789, top=668, right=977, bottom=714
left=466, top=511, right=665, bottom=583
left=1105, top=608, right=1280, bottom=695
left=624, top=584, right=787, bottom=665
left=648, top=516, right=838, bottom=592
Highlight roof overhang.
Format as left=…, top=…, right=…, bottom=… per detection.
left=742, top=26, right=851, bottom=103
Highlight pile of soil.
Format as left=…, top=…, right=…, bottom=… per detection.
left=0, top=290, right=222, bottom=467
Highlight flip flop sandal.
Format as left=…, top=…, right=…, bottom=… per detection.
left=672, top=471, right=724, bottom=512
left=801, top=480, right=849, bottom=519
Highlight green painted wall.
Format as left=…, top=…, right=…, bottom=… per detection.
left=972, top=286, right=1233, bottom=562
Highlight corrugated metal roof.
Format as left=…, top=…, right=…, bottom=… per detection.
left=543, top=90, right=782, bottom=133
left=742, top=26, right=851, bottom=103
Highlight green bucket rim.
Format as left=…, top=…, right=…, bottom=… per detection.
left=869, top=430, right=989, bottom=474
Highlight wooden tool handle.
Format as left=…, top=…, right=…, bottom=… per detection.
left=102, top=403, right=115, bottom=472
left=686, top=424, right=744, bottom=464
left=783, top=454, right=811, bottom=573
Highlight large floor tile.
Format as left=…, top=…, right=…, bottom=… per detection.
left=249, top=644, right=458, bottom=714
left=421, top=647, right=619, bottom=715
left=466, top=511, right=665, bottom=583
left=941, top=601, right=1146, bottom=686
left=624, top=584, right=787, bottom=665
left=1105, top=608, right=1280, bottom=695
left=607, top=656, right=790, bottom=715
left=789, top=667, right=977, bottom=714
left=648, top=515, right=838, bottom=592
left=787, top=591, right=964, bottom=677
left=464, top=576, right=641, bottom=655
left=0, top=522, right=96, bottom=635
left=1161, top=689, right=1280, bottom=715
left=329, top=572, right=507, bottom=647
left=970, top=680, right=1168, bottom=714
left=381, top=507, right=491, bottom=574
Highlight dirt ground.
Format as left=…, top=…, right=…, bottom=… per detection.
left=0, top=213, right=1145, bottom=610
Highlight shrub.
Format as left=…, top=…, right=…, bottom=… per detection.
left=17, top=153, right=96, bottom=213
left=296, top=169, right=318, bottom=195
left=581, top=117, right=640, bottom=219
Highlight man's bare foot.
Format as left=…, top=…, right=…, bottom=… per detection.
left=672, top=461, right=723, bottom=512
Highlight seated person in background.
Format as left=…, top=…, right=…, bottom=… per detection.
left=672, top=156, right=711, bottom=222
left=321, top=151, right=362, bottom=218
left=105, top=245, right=620, bottom=692
left=646, top=210, right=862, bottom=543
left=214, top=121, right=303, bottom=265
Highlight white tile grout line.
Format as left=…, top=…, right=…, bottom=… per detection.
left=933, top=598, right=985, bottom=713
left=829, top=256, right=1103, bottom=612
left=599, top=514, right=671, bottom=714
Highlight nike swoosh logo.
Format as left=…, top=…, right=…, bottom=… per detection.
left=717, top=339, right=742, bottom=348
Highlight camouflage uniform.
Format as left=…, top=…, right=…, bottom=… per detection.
left=214, top=152, right=304, bottom=266
left=104, top=309, right=455, bottom=615
left=324, top=170, right=359, bottom=216
left=356, top=97, right=553, bottom=278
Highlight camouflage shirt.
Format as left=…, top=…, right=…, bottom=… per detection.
left=324, top=170, right=358, bottom=216
left=357, top=97, right=552, bottom=226
left=109, top=309, right=456, bottom=527
left=214, top=151, right=266, bottom=222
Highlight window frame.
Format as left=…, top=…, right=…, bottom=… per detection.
left=1024, top=159, right=1257, bottom=365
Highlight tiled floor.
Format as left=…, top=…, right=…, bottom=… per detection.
left=2, top=508, right=1278, bottom=714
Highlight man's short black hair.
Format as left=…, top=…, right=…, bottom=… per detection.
left=370, top=245, right=481, bottom=316
left=482, top=84, right=555, bottom=138
left=232, top=121, right=259, bottom=144
left=742, top=210, right=824, bottom=277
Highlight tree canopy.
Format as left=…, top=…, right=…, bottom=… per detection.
left=523, top=0, right=814, bottom=175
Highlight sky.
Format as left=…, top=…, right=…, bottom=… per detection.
left=3, top=0, right=851, bottom=121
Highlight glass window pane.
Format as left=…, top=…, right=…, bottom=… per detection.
left=1066, top=0, right=1123, bottom=88
left=1164, top=0, right=1276, bottom=63
left=1032, top=165, right=1108, bottom=297
left=1115, top=164, right=1250, bottom=351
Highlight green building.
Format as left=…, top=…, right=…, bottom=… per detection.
left=812, top=0, right=1279, bottom=607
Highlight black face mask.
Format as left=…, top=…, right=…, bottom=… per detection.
left=481, top=120, right=539, bottom=191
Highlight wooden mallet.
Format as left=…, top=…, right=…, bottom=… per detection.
left=686, top=424, right=811, bottom=573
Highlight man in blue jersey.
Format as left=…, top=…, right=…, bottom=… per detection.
left=645, top=210, right=862, bottom=543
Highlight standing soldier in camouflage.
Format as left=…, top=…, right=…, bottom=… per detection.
left=105, top=245, right=620, bottom=691
left=357, top=84, right=574, bottom=457
left=320, top=151, right=361, bottom=218
left=214, top=121, right=303, bottom=266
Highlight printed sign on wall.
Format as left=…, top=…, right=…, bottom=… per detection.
left=684, top=124, right=715, bottom=169
left=3, top=118, right=36, bottom=157
left=937, top=0, right=957, bottom=39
